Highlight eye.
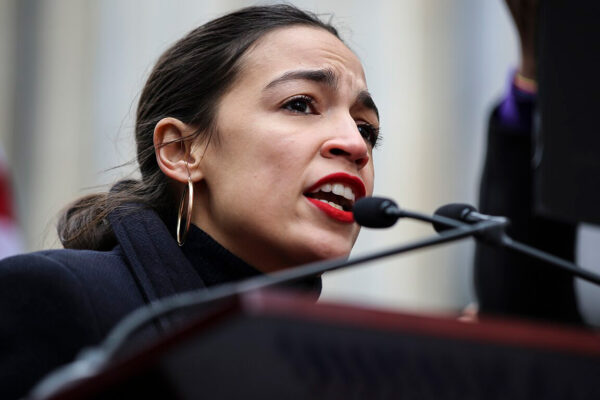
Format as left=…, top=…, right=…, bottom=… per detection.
left=282, top=95, right=316, bottom=114
left=357, top=123, right=381, bottom=148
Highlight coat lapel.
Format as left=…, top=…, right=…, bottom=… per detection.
left=109, top=206, right=206, bottom=307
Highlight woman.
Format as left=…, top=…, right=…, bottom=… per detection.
left=0, top=4, right=379, bottom=398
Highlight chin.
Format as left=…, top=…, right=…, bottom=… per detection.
left=292, top=234, right=356, bottom=266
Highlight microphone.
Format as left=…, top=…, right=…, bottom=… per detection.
left=353, top=197, right=402, bottom=227
left=434, top=203, right=508, bottom=226
left=433, top=203, right=600, bottom=287
left=353, top=197, right=466, bottom=230
left=433, top=203, right=508, bottom=244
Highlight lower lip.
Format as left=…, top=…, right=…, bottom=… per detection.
left=306, top=197, right=354, bottom=223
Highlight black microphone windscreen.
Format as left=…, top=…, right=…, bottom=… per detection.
left=353, top=197, right=400, bottom=228
left=432, top=203, right=477, bottom=232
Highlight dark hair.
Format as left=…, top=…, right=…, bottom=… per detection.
left=57, top=4, right=340, bottom=250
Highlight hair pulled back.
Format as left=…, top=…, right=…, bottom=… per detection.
left=57, top=4, right=339, bottom=250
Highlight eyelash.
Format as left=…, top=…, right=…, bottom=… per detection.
left=357, top=124, right=381, bottom=148
left=281, top=95, right=381, bottom=148
left=282, top=95, right=315, bottom=114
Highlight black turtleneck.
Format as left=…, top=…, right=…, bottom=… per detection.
left=180, top=224, right=262, bottom=287
left=180, top=224, right=322, bottom=295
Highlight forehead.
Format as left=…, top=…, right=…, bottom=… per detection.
left=239, top=26, right=367, bottom=89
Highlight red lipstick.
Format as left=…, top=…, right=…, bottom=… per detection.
left=307, top=198, right=354, bottom=223
left=304, top=172, right=366, bottom=223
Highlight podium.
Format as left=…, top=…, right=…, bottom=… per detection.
left=32, top=290, right=600, bottom=399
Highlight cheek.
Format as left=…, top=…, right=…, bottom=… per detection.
left=208, top=140, right=308, bottom=207
left=245, top=134, right=316, bottom=183
left=363, top=163, right=375, bottom=195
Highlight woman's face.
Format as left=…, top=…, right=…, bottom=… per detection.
left=192, top=26, right=378, bottom=272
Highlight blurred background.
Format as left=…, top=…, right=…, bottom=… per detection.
left=0, top=0, right=552, bottom=315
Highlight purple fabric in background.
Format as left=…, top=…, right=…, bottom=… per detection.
left=497, top=69, right=537, bottom=133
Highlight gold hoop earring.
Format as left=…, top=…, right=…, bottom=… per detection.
left=176, top=176, right=194, bottom=246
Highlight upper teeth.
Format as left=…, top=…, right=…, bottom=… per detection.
left=312, top=182, right=356, bottom=201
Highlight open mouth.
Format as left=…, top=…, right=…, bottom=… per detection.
left=304, top=182, right=355, bottom=212
left=304, top=173, right=366, bottom=223
left=303, top=172, right=366, bottom=224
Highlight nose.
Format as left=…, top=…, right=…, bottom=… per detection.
left=320, top=117, right=370, bottom=169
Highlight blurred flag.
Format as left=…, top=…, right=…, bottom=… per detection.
left=0, top=148, right=23, bottom=259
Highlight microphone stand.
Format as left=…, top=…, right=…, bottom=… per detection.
left=499, top=235, right=600, bottom=286
left=431, top=208, right=600, bottom=288
left=385, top=201, right=600, bottom=287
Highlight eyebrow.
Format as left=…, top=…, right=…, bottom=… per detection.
left=265, top=68, right=338, bottom=90
left=264, top=68, right=379, bottom=121
left=356, top=90, right=379, bottom=121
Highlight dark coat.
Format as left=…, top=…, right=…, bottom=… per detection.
left=474, top=105, right=582, bottom=324
left=0, top=207, right=209, bottom=399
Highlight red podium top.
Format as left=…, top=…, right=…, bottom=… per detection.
left=32, top=290, right=600, bottom=400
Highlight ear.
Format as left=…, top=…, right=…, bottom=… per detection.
left=154, top=117, right=204, bottom=183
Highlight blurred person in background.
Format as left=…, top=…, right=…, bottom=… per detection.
left=0, top=5, right=379, bottom=398
left=474, top=0, right=582, bottom=324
